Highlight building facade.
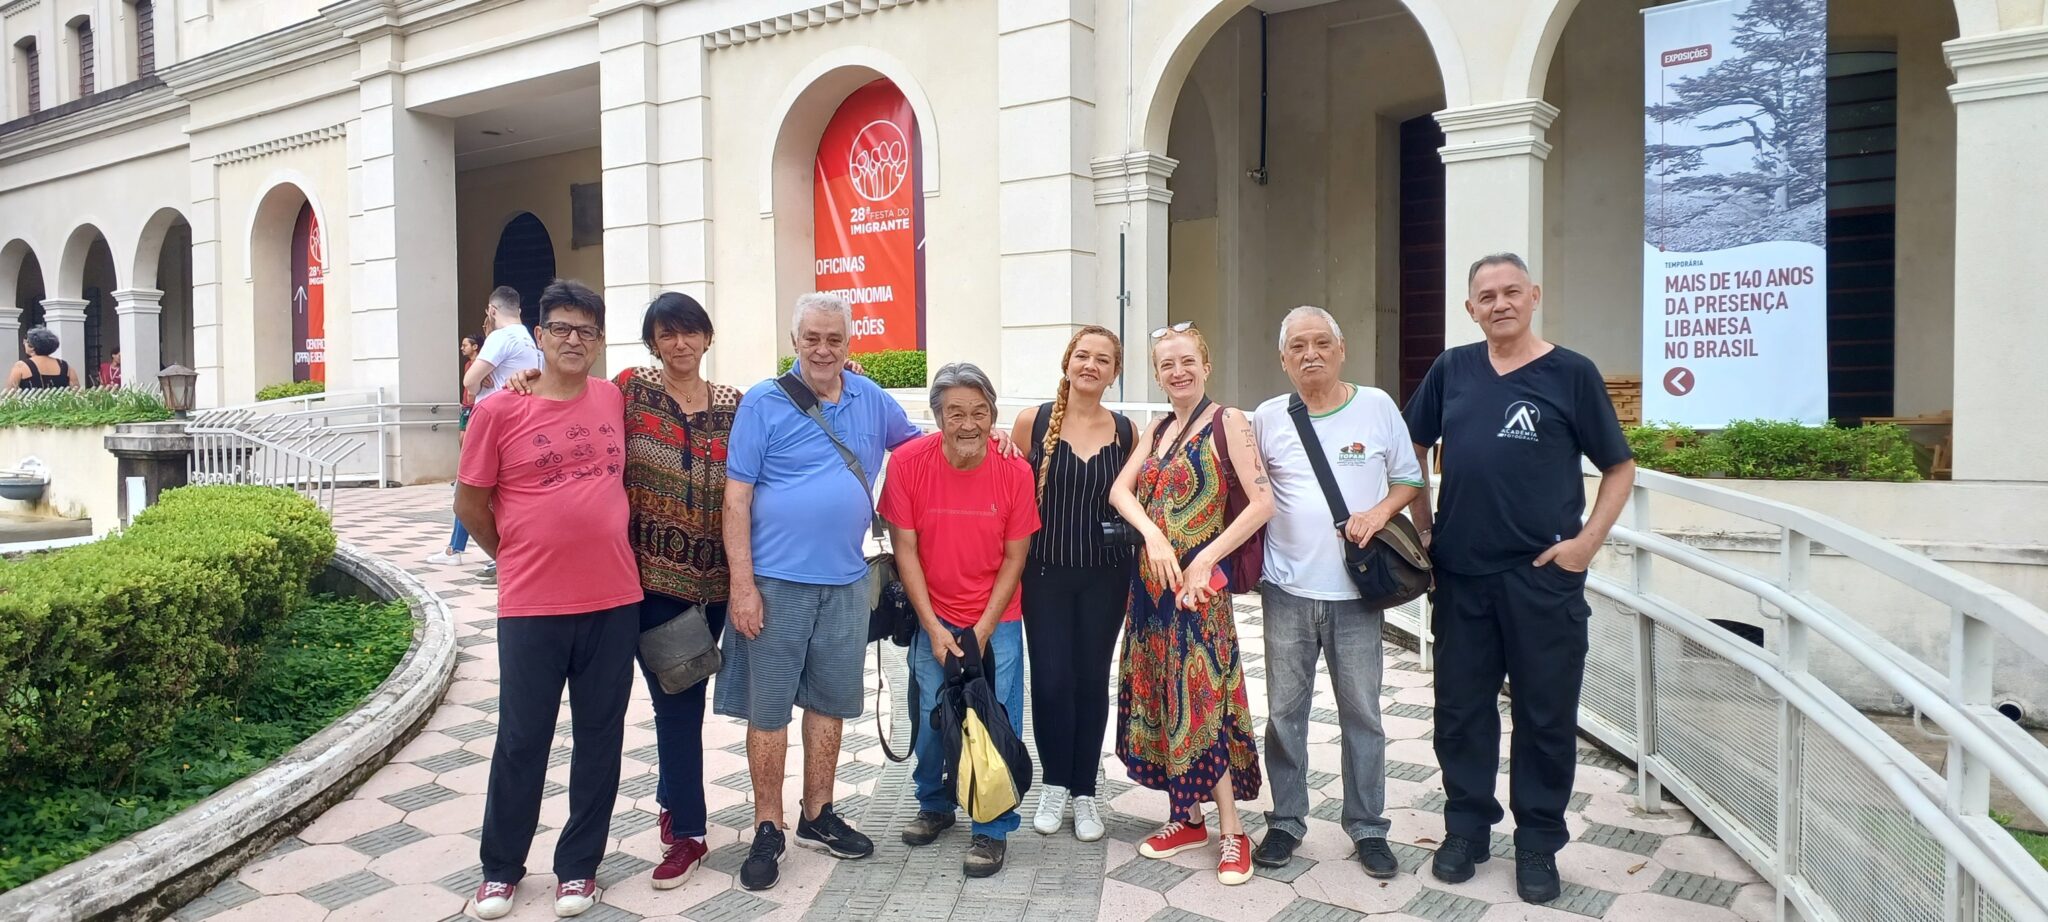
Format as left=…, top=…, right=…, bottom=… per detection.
left=1, top=0, right=2044, bottom=485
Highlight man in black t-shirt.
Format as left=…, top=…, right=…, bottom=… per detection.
left=1403, top=253, right=1635, bottom=904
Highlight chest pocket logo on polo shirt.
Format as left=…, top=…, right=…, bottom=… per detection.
left=1498, top=401, right=1541, bottom=443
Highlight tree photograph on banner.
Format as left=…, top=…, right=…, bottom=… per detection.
left=1642, top=0, right=1828, bottom=428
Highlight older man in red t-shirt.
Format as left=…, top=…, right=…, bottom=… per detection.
left=877, top=362, right=1039, bottom=880
left=455, top=279, right=643, bottom=920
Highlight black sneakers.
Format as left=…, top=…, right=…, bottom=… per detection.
left=1430, top=833, right=1490, bottom=883
left=740, top=822, right=785, bottom=891
left=1252, top=828, right=1301, bottom=868
left=963, top=834, right=1007, bottom=878
left=1516, top=849, right=1563, bottom=903
left=1356, top=837, right=1400, bottom=880
left=795, top=802, right=874, bottom=859
left=901, top=810, right=956, bottom=847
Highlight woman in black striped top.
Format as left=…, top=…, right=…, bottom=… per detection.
left=1009, top=325, right=1135, bottom=843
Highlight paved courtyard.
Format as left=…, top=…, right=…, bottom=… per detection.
left=171, top=486, right=1776, bottom=922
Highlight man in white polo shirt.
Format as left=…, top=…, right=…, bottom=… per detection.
left=1249, top=305, right=1423, bottom=878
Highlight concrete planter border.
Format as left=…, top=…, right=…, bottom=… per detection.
left=0, top=541, right=458, bottom=922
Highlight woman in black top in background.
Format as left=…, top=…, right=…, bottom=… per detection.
left=1009, top=324, right=1134, bottom=843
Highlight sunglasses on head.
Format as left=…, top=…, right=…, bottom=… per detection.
left=1150, top=321, right=1197, bottom=339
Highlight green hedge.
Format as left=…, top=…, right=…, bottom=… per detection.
left=0, top=487, right=335, bottom=787
left=777, top=349, right=927, bottom=389
left=0, top=387, right=171, bottom=429
left=1628, top=419, right=1921, bottom=482
left=256, top=380, right=326, bottom=402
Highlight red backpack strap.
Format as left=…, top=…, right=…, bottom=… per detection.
left=1209, top=405, right=1238, bottom=488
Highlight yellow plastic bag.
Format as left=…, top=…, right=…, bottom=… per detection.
left=956, top=708, right=1021, bottom=823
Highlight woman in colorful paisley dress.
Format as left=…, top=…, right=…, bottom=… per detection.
left=1107, top=322, right=1276, bottom=886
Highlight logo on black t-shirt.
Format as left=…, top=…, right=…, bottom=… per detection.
left=1499, top=401, right=1541, bottom=442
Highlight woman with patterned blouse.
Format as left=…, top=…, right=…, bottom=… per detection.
left=508, top=290, right=739, bottom=889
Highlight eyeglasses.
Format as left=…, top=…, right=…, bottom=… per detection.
left=542, top=322, right=604, bottom=342
left=1150, top=321, right=1197, bottom=339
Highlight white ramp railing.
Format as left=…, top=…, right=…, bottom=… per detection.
left=186, top=390, right=461, bottom=508
left=923, top=394, right=2045, bottom=920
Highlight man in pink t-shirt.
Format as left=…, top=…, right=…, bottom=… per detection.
left=876, top=363, right=1039, bottom=879
left=455, top=280, right=642, bottom=920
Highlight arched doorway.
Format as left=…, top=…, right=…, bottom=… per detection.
left=132, top=207, right=196, bottom=387
left=491, top=212, right=555, bottom=330
left=250, top=182, right=324, bottom=392
left=2, top=242, right=46, bottom=360
left=56, top=224, right=117, bottom=376
left=1156, top=0, right=1450, bottom=407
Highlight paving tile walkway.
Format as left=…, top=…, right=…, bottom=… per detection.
left=172, top=485, right=1776, bottom=922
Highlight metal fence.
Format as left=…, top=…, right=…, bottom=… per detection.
left=186, top=389, right=460, bottom=509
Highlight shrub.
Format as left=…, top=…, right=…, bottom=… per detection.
left=777, top=349, right=927, bottom=389
left=0, top=593, right=412, bottom=892
left=0, top=387, right=171, bottom=429
left=1627, top=419, right=1920, bottom=482
left=0, top=487, right=335, bottom=787
left=256, top=380, right=326, bottom=402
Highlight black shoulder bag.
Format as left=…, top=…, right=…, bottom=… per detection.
left=1285, top=393, right=1433, bottom=609
left=776, top=372, right=918, bottom=761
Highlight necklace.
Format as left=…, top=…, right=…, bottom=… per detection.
left=662, top=370, right=711, bottom=414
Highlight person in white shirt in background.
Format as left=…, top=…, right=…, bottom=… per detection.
left=429, top=285, right=543, bottom=572
left=1248, top=305, right=1423, bottom=878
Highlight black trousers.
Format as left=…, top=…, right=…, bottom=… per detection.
left=1431, top=564, right=1590, bottom=855
left=636, top=593, right=727, bottom=839
left=1021, top=561, right=1129, bottom=796
left=480, top=602, right=640, bottom=882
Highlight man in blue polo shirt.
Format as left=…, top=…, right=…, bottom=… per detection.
left=717, top=293, right=923, bottom=891
left=1404, top=253, right=1634, bottom=905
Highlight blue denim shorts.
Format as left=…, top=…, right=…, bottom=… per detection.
left=712, top=575, right=868, bottom=731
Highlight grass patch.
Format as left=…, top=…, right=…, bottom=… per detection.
left=1995, top=811, right=2048, bottom=871
left=0, top=387, right=171, bottom=429
left=0, top=594, right=415, bottom=892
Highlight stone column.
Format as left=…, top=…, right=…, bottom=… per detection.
left=0, top=307, right=19, bottom=361
left=1090, top=151, right=1175, bottom=403
left=113, top=287, right=163, bottom=391
left=996, top=0, right=1095, bottom=400
left=597, top=4, right=663, bottom=374
left=1435, top=99, right=1558, bottom=347
left=339, top=9, right=460, bottom=480
left=1946, top=27, right=2048, bottom=482
left=38, top=298, right=90, bottom=367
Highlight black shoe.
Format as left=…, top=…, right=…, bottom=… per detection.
left=1430, top=833, right=1489, bottom=884
left=963, top=834, right=1006, bottom=878
left=796, top=802, right=874, bottom=859
left=901, top=810, right=956, bottom=847
left=1356, top=837, right=1400, bottom=880
left=740, top=822, right=785, bottom=891
left=1252, top=828, right=1300, bottom=868
left=1516, top=849, right=1562, bottom=903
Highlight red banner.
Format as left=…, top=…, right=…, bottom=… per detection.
left=290, top=203, right=327, bottom=382
left=813, top=79, right=924, bottom=352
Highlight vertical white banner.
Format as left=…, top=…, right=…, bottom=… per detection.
left=1642, top=0, right=1828, bottom=427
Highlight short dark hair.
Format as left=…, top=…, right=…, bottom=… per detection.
left=641, top=291, right=713, bottom=351
left=539, top=278, right=605, bottom=327
left=488, top=286, right=522, bottom=313
left=24, top=327, right=58, bottom=357
left=1467, top=252, right=1532, bottom=286
left=462, top=332, right=485, bottom=350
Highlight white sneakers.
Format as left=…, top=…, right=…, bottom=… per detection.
left=1072, top=796, right=1105, bottom=842
left=1033, top=785, right=1070, bottom=835
left=555, top=879, right=598, bottom=917
left=426, top=550, right=465, bottom=565
left=1034, top=786, right=1104, bottom=841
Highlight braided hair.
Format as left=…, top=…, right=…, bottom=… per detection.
left=1036, top=325, right=1123, bottom=505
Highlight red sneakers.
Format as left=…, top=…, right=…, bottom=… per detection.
left=555, top=878, right=598, bottom=917
left=1139, top=821, right=1209, bottom=859
left=651, top=837, right=708, bottom=890
left=660, top=810, right=677, bottom=846
left=1217, top=833, right=1253, bottom=885
left=473, top=880, right=516, bottom=920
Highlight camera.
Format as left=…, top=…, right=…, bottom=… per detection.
left=1100, top=519, right=1145, bottom=547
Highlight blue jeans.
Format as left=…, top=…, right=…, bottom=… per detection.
left=910, top=620, right=1025, bottom=839
left=448, top=516, right=470, bottom=553
left=636, top=593, right=727, bottom=839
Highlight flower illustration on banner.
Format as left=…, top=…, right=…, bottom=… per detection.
left=848, top=119, right=911, bottom=202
